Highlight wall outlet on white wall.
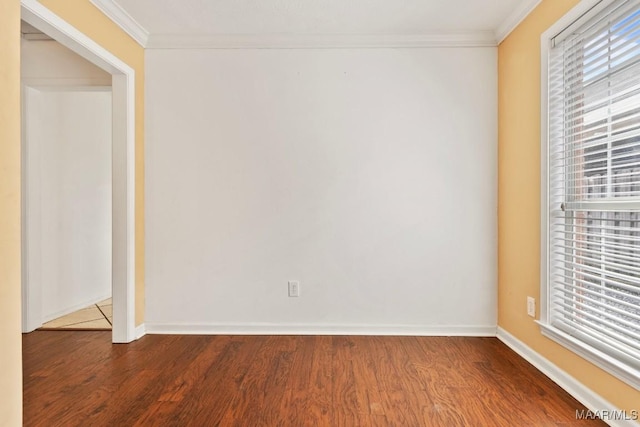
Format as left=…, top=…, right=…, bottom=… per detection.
left=145, top=48, right=497, bottom=327
left=527, top=296, right=536, bottom=317
left=288, top=280, right=300, bottom=297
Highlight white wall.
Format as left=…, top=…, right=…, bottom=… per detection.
left=25, top=89, right=112, bottom=322
left=146, top=47, right=497, bottom=333
left=22, top=39, right=113, bottom=326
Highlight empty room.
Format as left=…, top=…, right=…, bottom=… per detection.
left=1, top=0, right=639, bottom=425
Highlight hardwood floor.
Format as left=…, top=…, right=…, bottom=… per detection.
left=23, top=332, right=605, bottom=426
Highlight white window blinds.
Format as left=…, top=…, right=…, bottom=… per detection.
left=547, top=0, right=640, bottom=385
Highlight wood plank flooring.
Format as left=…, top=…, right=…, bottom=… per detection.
left=23, top=332, right=606, bottom=426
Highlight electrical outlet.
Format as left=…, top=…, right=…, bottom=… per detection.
left=527, top=296, right=536, bottom=317
left=288, top=280, right=300, bottom=297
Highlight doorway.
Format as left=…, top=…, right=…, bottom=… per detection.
left=23, top=83, right=113, bottom=330
left=21, top=0, right=136, bottom=343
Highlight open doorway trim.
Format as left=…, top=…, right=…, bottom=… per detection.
left=21, top=0, right=136, bottom=343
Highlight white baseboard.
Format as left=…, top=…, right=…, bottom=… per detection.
left=145, top=322, right=497, bottom=337
left=497, top=327, right=639, bottom=427
left=134, top=323, right=146, bottom=340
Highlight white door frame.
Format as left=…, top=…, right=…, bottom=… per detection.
left=21, top=0, right=136, bottom=343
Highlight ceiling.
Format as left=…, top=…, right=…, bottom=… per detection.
left=93, top=0, right=541, bottom=47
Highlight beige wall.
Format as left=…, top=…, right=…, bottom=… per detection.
left=498, top=0, right=640, bottom=412
left=0, top=0, right=23, bottom=424
left=38, top=0, right=145, bottom=324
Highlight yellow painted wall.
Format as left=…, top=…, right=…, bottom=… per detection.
left=0, top=0, right=23, bottom=424
left=498, top=0, right=640, bottom=412
left=38, top=0, right=145, bottom=324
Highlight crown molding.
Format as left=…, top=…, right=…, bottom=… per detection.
left=90, top=0, right=149, bottom=47
left=495, top=0, right=542, bottom=44
left=86, top=1, right=542, bottom=49
left=146, top=31, right=498, bottom=49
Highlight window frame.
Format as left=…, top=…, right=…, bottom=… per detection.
left=540, top=0, right=640, bottom=390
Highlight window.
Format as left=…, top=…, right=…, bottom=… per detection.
left=542, top=0, right=640, bottom=388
